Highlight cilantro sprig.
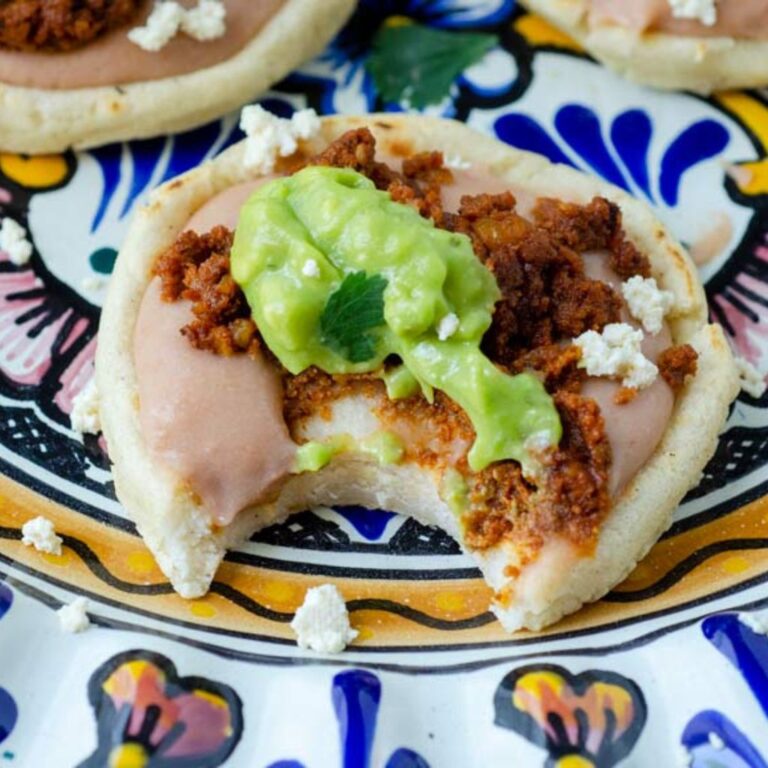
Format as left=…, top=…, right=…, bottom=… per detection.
left=320, top=271, right=388, bottom=363
left=367, top=23, right=497, bottom=109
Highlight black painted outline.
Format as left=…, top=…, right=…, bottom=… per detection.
left=3, top=448, right=766, bottom=583
left=3, top=528, right=768, bottom=658
left=4, top=524, right=768, bottom=623
left=78, top=649, right=243, bottom=768
left=6, top=567, right=768, bottom=674
left=494, top=663, right=647, bottom=766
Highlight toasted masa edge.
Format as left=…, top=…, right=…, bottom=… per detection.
left=519, top=0, right=768, bottom=94
left=0, top=0, right=355, bottom=154
left=96, top=115, right=740, bottom=633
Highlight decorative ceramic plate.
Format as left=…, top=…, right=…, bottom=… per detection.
left=0, top=2, right=766, bottom=766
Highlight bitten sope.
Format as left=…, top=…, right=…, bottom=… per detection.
left=519, top=0, right=768, bottom=93
left=0, top=0, right=354, bottom=153
left=96, top=115, right=740, bottom=634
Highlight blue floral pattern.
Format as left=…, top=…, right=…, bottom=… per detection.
left=268, top=671, right=430, bottom=768
left=496, top=107, right=730, bottom=207
left=0, top=4, right=765, bottom=765
left=682, top=710, right=767, bottom=768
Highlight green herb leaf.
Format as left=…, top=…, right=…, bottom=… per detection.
left=320, top=271, right=388, bottom=363
left=366, top=23, right=497, bottom=109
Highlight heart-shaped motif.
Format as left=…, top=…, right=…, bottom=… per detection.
left=78, top=650, right=243, bottom=768
left=494, top=664, right=646, bottom=768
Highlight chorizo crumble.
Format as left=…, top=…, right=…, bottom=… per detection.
left=460, top=196, right=625, bottom=365
left=151, top=127, right=697, bottom=555
left=0, top=0, right=141, bottom=52
left=658, top=344, right=698, bottom=392
left=154, top=226, right=262, bottom=359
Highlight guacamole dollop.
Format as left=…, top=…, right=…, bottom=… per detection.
left=231, top=166, right=561, bottom=471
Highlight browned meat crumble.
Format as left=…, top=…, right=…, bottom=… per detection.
left=0, top=0, right=141, bottom=51
left=658, top=344, right=698, bottom=391
left=150, top=126, right=698, bottom=555
left=153, top=226, right=262, bottom=359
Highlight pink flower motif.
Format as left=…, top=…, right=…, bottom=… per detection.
left=710, top=234, right=768, bottom=372
left=54, top=336, right=97, bottom=415
left=81, top=651, right=243, bottom=767
left=0, top=237, right=96, bottom=417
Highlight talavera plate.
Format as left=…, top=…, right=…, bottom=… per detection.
left=0, top=2, right=766, bottom=766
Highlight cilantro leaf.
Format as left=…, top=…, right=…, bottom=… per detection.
left=320, top=271, right=388, bottom=363
left=366, top=23, right=497, bottom=109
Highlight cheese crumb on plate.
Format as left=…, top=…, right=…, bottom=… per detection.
left=622, top=276, right=675, bottom=335
left=81, top=276, right=107, bottom=293
left=58, top=597, right=91, bottom=634
left=21, top=516, right=63, bottom=556
left=290, top=584, right=358, bottom=654
left=574, top=322, right=658, bottom=389
left=240, top=105, right=321, bottom=173
left=707, top=732, right=725, bottom=750
left=71, top=377, right=101, bottom=435
left=735, top=355, right=766, bottom=399
left=739, top=611, right=768, bottom=635
left=0, top=217, right=33, bottom=266
left=675, top=745, right=692, bottom=768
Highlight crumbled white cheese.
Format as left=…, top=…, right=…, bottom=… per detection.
left=525, top=432, right=552, bottom=454
left=574, top=322, right=658, bottom=389
left=437, top=313, right=460, bottom=341
left=735, top=356, right=766, bottom=399
left=521, top=431, right=554, bottom=483
left=622, top=276, right=675, bottom=335
left=668, top=0, right=717, bottom=26
left=21, top=516, right=62, bottom=556
left=71, top=377, right=101, bottom=435
left=290, top=584, right=358, bottom=654
left=0, top=217, right=33, bottom=266
left=302, top=259, right=321, bottom=278
left=676, top=745, right=692, bottom=768
left=81, top=276, right=106, bottom=293
left=239, top=105, right=321, bottom=173
left=57, top=597, right=90, bottom=634
left=129, top=0, right=226, bottom=51
left=181, top=0, right=227, bottom=41
left=708, top=732, right=725, bottom=750
left=128, top=1, right=185, bottom=51
left=444, top=154, right=472, bottom=170
left=290, top=108, right=322, bottom=140
left=739, top=611, right=768, bottom=635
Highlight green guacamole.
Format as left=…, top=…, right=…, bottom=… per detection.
left=231, top=166, right=561, bottom=471
left=293, top=432, right=404, bottom=473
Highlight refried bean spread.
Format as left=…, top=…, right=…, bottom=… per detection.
left=136, top=129, right=696, bottom=551
left=589, top=0, right=768, bottom=40
left=0, top=0, right=285, bottom=89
